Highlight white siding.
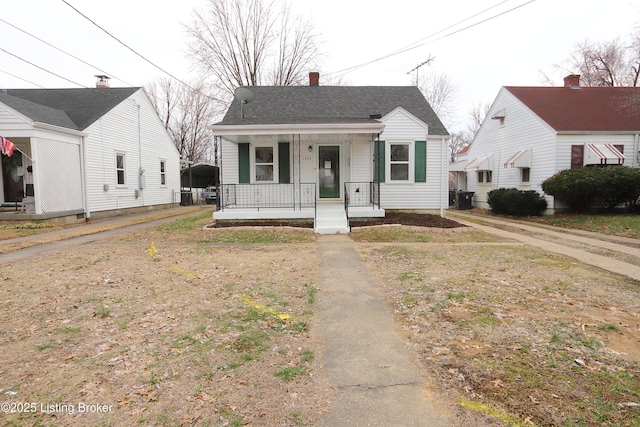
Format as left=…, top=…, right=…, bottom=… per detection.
left=465, top=89, right=557, bottom=209
left=350, top=140, right=371, bottom=182
left=378, top=108, right=447, bottom=210
left=83, top=90, right=180, bottom=213
left=221, top=139, right=239, bottom=184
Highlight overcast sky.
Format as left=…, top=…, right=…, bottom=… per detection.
left=1, top=0, right=639, bottom=131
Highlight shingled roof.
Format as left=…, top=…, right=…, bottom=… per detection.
left=505, top=86, right=640, bottom=132
left=0, top=87, right=140, bottom=131
left=217, top=86, right=449, bottom=136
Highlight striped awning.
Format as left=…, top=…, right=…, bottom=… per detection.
left=504, top=149, right=531, bottom=168
left=585, top=144, right=625, bottom=165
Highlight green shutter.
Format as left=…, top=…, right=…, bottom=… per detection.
left=278, top=142, right=290, bottom=183
left=414, top=140, right=426, bottom=183
left=373, top=140, right=385, bottom=183
left=238, top=143, right=250, bottom=183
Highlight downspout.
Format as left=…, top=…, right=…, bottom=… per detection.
left=81, top=135, right=91, bottom=220
left=635, top=133, right=639, bottom=167
left=441, top=137, right=446, bottom=218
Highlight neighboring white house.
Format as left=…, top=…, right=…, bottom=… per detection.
left=0, top=78, right=181, bottom=221
left=210, top=72, right=450, bottom=233
left=453, top=75, right=640, bottom=213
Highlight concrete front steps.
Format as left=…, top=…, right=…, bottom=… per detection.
left=315, top=201, right=349, bottom=234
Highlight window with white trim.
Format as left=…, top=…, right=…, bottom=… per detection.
left=478, top=170, right=492, bottom=184
left=255, top=146, right=274, bottom=182
left=521, top=167, right=530, bottom=183
left=116, top=153, right=126, bottom=186
left=160, top=160, right=167, bottom=186
left=390, top=144, right=409, bottom=181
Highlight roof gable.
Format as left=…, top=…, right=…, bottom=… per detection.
left=0, top=92, right=77, bottom=129
left=217, top=85, right=448, bottom=136
left=505, top=86, right=640, bottom=132
left=2, top=87, right=139, bottom=130
left=381, top=106, right=428, bottom=130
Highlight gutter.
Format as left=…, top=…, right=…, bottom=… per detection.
left=209, top=122, right=386, bottom=136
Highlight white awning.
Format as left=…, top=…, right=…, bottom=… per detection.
left=465, top=156, right=492, bottom=171
left=449, top=160, right=468, bottom=172
left=504, top=149, right=531, bottom=168
left=585, top=144, right=625, bottom=165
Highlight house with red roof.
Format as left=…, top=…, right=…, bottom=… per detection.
left=453, top=75, right=640, bottom=213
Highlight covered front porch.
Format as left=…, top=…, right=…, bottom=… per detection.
left=211, top=123, right=387, bottom=233
left=213, top=181, right=384, bottom=234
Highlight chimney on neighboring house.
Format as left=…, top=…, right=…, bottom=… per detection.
left=309, top=72, right=320, bottom=86
left=95, top=75, right=111, bottom=88
left=564, top=74, right=580, bottom=89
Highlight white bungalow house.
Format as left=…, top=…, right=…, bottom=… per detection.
left=211, top=72, right=450, bottom=233
left=0, top=77, right=181, bottom=222
left=453, top=75, right=640, bottom=213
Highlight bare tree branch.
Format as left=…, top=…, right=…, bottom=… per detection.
left=145, top=78, right=225, bottom=163
left=186, top=0, right=322, bottom=100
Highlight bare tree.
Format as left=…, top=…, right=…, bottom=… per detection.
left=186, top=0, right=321, bottom=98
left=449, top=102, right=489, bottom=162
left=145, top=78, right=224, bottom=164
left=548, top=37, right=639, bottom=87
left=415, top=71, right=459, bottom=129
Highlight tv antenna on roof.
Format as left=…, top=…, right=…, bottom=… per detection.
left=234, top=87, right=255, bottom=119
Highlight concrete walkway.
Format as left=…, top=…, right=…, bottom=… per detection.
left=447, top=211, right=640, bottom=281
left=315, top=235, right=448, bottom=427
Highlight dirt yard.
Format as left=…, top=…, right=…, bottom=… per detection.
left=0, top=212, right=639, bottom=426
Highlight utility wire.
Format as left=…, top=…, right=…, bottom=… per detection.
left=331, top=0, right=536, bottom=79
left=0, top=17, right=134, bottom=87
left=0, top=46, right=88, bottom=88
left=0, top=68, right=47, bottom=88
left=61, top=0, right=221, bottom=102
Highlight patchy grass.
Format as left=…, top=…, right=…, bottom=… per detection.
left=358, top=243, right=640, bottom=426
left=0, top=224, right=328, bottom=426
left=529, top=214, right=640, bottom=239
left=202, top=229, right=315, bottom=244
left=350, top=228, right=510, bottom=243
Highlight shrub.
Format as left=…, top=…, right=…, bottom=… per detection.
left=542, top=167, right=640, bottom=213
left=487, top=188, right=547, bottom=216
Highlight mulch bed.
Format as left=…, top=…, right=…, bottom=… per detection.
left=213, top=212, right=465, bottom=229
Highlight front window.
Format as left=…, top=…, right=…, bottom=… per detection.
left=390, top=144, right=409, bottom=181
left=255, top=146, right=274, bottom=182
left=116, top=153, right=126, bottom=186
left=160, top=160, right=166, bottom=186
left=521, top=167, right=530, bottom=183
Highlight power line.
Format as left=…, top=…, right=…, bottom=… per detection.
left=0, top=17, right=134, bottom=87
left=0, top=68, right=47, bottom=88
left=330, top=0, right=536, bottom=79
left=61, top=0, right=221, bottom=103
left=0, top=46, right=88, bottom=88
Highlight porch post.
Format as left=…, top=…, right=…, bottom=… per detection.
left=293, top=134, right=300, bottom=210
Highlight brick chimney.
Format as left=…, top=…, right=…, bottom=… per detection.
left=309, top=72, right=319, bottom=86
left=95, top=75, right=111, bottom=88
left=564, top=74, right=580, bottom=89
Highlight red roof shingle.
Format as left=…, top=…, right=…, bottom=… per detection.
left=505, top=86, right=640, bottom=132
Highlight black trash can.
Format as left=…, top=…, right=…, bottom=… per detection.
left=180, top=192, right=193, bottom=206
left=456, top=191, right=474, bottom=210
